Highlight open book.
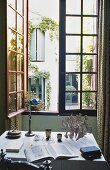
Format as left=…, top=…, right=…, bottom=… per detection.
left=24, top=143, right=78, bottom=162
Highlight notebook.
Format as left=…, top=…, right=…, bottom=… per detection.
left=0, top=140, right=24, bottom=153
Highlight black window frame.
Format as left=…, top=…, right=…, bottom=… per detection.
left=59, top=0, right=99, bottom=116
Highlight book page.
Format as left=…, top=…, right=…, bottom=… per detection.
left=24, top=144, right=53, bottom=162
left=46, top=143, right=78, bottom=159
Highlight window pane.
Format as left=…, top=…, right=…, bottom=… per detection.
left=17, top=74, right=24, bottom=91
left=66, top=74, right=80, bottom=91
left=66, top=17, right=81, bottom=34
left=8, top=51, right=16, bottom=71
left=8, top=0, right=16, bottom=9
left=17, top=34, right=24, bottom=53
left=8, top=29, right=16, bottom=50
left=83, top=55, right=97, bottom=72
left=66, top=0, right=81, bottom=15
left=66, top=55, right=80, bottom=72
left=17, top=54, right=24, bottom=71
left=8, top=7, right=16, bottom=29
left=83, top=0, right=97, bottom=15
left=82, top=74, right=97, bottom=91
left=17, top=92, right=24, bottom=109
left=9, top=73, right=16, bottom=92
left=83, top=17, right=97, bottom=34
left=83, top=36, right=97, bottom=53
left=17, top=0, right=23, bottom=15
left=65, top=92, right=80, bottom=110
left=17, top=14, right=23, bottom=34
left=82, top=92, right=96, bottom=109
left=66, top=36, right=80, bottom=53
left=9, top=94, right=17, bottom=113
left=30, top=28, right=45, bottom=61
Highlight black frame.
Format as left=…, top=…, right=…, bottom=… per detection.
left=59, top=0, right=98, bottom=116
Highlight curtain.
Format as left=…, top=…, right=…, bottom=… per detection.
left=9, top=114, right=21, bottom=130
left=97, top=0, right=110, bottom=163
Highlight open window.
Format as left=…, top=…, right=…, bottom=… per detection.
left=7, top=0, right=98, bottom=117
left=7, top=0, right=28, bottom=117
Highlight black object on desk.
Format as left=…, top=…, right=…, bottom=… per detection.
left=80, top=146, right=102, bottom=160
left=25, top=110, right=35, bottom=137
left=6, top=130, right=21, bottom=139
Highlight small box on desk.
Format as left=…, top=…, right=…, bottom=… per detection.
left=80, top=146, right=102, bottom=160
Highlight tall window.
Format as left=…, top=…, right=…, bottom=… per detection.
left=59, top=0, right=98, bottom=115
left=7, top=0, right=98, bottom=116
left=28, top=0, right=98, bottom=115
left=7, top=0, right=27, bottom=117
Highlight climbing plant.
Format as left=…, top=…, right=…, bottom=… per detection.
left=28, top=17, right=58, bottom=110
left=28, top=64, right=51, bottom=110
left=29, top=17, right=58, bottom=42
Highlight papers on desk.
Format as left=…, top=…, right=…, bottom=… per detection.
left=0, top=140, right=24, bottom=153
left=24, top=143, right=78, bottom=163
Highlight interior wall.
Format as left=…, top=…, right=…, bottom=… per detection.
left=22, top=115, right=97, bottom=139
left=0, top=0, right=7, bottom=134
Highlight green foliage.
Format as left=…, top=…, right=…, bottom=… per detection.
left=38, top=17, right=59, bottom=41
left=28, top=17, right=58, bottom=110
left=28, top=63, right=51, bottom=110
left=82, top=53, right=94, bottom=107
left=29, top=17, right=59, bottom=42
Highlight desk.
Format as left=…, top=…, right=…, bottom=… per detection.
left=0, top=131, right=109, bottom=170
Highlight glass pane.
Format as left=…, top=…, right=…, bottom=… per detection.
left=66, top=17, right=81, bottom=34
left=82, top=74, right=97, bottom=91
left=17, top=54, right=24, bottom=71
left=66, top=74, right=80, bottom=91
left=66, top=55, right=80, bottom=72
left=8, top=51, right=16, bottom=71
left=83, top=55, right=97, bottom=72
left=83, top=17, right=97, bottom=34
left=65, top=92, right=80, bottom=110
left=17, top=0, right=23, bottom=15
left=8, top=29, right=16, bottom=50
left=83, top=36, right=97, bottom=53
left=9, top=73, right=16, bottom=92
left=83, top=0, right=97, bottom=15
left=8, top=7, right=16, bottom=29
left=66, top=36, right=80, bottom=53
left=17, top=92, right=24, bottom=109
left=17, top=74, right=23, bottom=91
left=82, top=92, right=96, bottom=109
left=17, top=34, right=24, bottom=53
left=9, top=94, right=17, bottom=113
left=66, top=0, right=81, bottom=15
left=8, top=0, right=16, bottom=9
left=17, top=14, right=23, bottom=34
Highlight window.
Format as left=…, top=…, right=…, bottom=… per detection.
left=30, top=28, right=45, bottom=62
left=7, top=0, right=27, bottom=117
left=7, top=0, right=98, bottom=116
left=59, top=0, right=98, bottom=115
left=28, top=77, right=45, bottom=103
left=27, top=0, right=98, bottom=115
